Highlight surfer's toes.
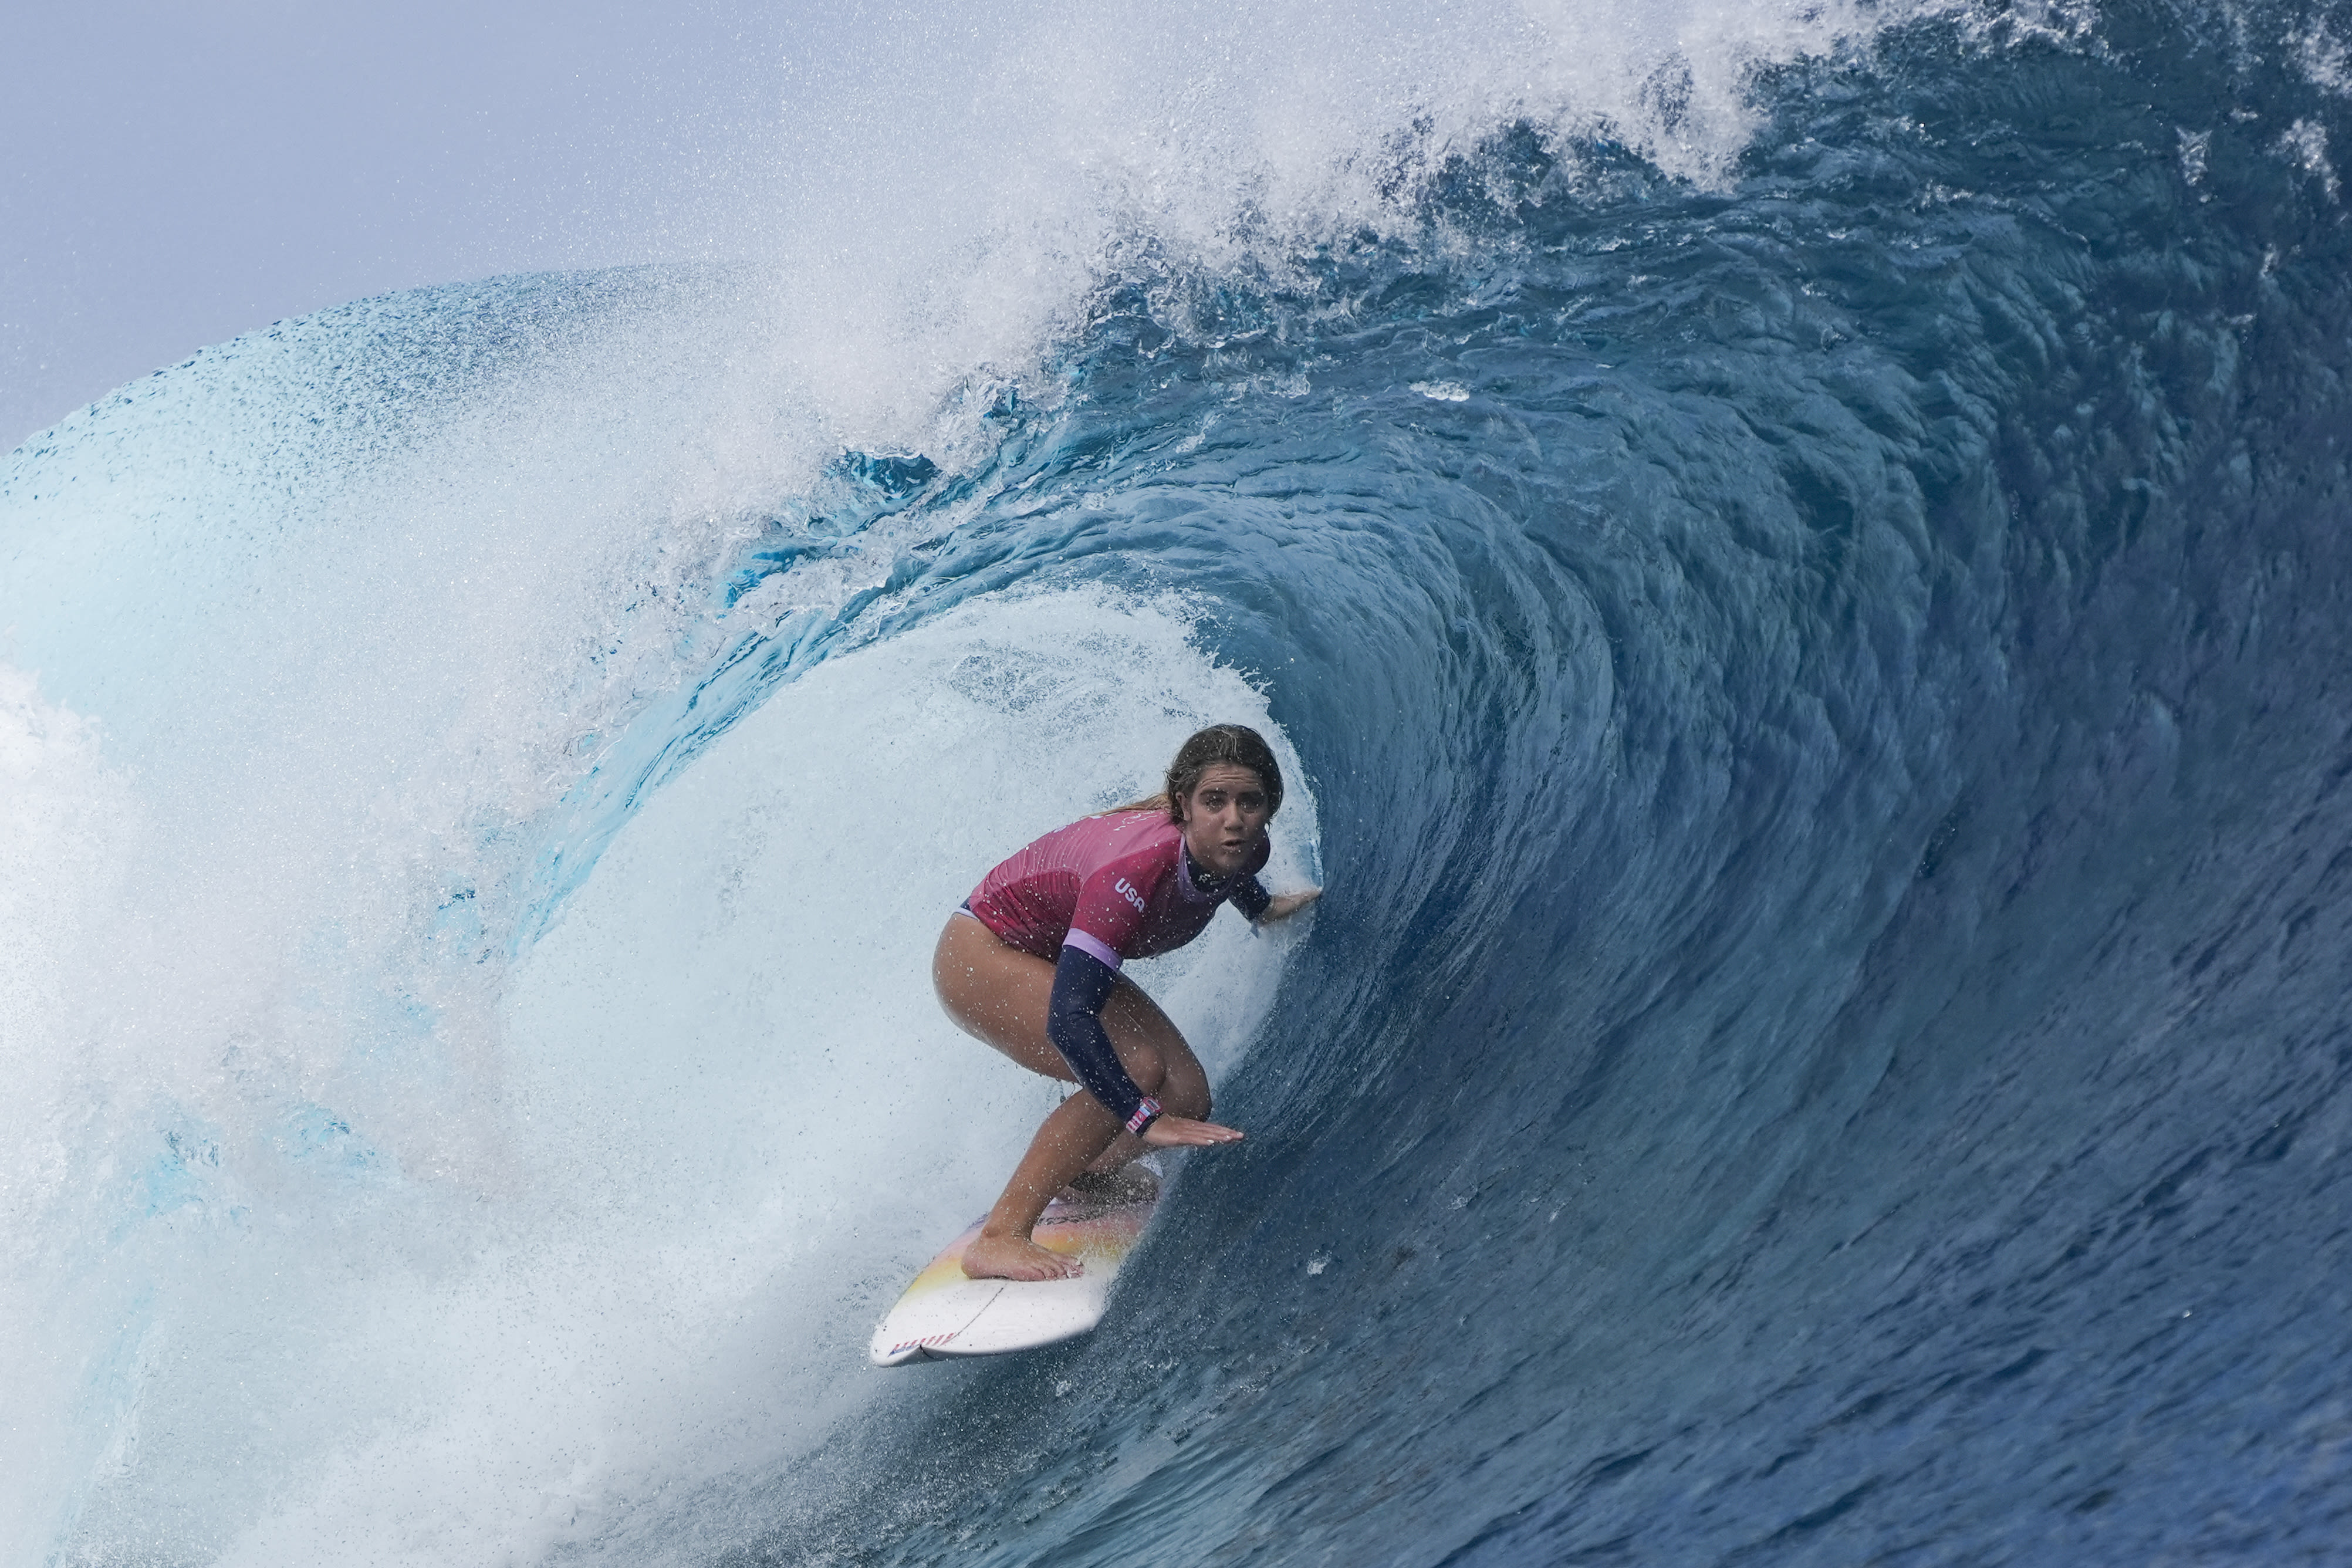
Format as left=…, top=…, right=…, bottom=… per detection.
left=962, top=1237, right=1083, bottom=1282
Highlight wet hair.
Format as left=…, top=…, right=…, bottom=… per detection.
left=1108, top=724, right=1285, bottom=822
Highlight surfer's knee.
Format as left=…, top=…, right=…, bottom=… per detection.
left=1120, top=1042, right=1170, bottom=1095
left=1169, top=1062, right=1210, bottom=1118
left=1154, top=1049, right=1210, bottom=1120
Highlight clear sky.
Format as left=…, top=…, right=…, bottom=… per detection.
left=2, top=0, right=831, bottom=450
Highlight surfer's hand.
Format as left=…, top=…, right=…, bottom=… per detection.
left=1142, top=1114, right=1244, bottom=1147
left=1260, top=888, right=1322, bottom=922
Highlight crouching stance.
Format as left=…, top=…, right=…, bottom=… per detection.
left=933, top=724, right=1319, bottom=1281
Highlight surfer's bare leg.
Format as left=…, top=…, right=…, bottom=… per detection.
left=1076, top=981, right=1210, bottom=1181
left=933, top=915, right=1211, bottom=1281
left=971, top=1090, right=1145, bottom=1276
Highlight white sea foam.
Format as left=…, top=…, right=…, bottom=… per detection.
left=2296, top=20, right=2350, bottom=97
left=9, top=588, right=1312, bottom=1566
left=2280, top=117, right=2340, bottom=197
left=0, top=667, right=146, bottom=1557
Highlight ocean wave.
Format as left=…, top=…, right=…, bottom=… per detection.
left=5, top=0, right=2351, bottom=1561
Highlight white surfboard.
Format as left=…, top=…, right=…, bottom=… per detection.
left=869, top=1185, right=1158, bottom=1366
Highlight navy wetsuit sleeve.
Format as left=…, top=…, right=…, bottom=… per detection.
left=1229, top=874, right=1273, bottom=921
left=1047, top=945, right=1161, bottom=1132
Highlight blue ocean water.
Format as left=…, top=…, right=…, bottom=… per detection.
left=5, top=0, right=2351, bottom=1562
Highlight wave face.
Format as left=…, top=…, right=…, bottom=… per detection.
left=7, top=0, right=2352, bottom=1562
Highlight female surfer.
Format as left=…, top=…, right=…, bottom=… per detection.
left=935, top=723, right=1320, bottom=1282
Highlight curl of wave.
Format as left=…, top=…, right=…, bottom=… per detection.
left=5, top=0, right=2350, bottom=1560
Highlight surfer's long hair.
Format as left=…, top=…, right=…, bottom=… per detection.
left=1103, top=724, right=1285, bottom=823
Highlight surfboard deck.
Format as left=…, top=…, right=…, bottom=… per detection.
left=869, top=1182, right=1157, bottom=1366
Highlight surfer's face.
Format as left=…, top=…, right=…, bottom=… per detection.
left=1178, top=763, right=1270, bottom=877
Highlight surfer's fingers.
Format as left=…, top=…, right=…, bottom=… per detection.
left=1143, top=1116, right=1245, bottom=1147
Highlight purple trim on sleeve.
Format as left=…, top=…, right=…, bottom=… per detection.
left=1063, top=928, right=1123, bottom=971
left=1126, top=1096, right=1163, bottom=1134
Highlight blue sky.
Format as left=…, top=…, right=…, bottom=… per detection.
left=2, top=1, right=829, bottom=448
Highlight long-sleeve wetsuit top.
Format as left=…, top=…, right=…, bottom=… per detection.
left=964, top=810, right=1273, bottom=1131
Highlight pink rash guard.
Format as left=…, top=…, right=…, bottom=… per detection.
left=963, top=809, right=1276, bottom=1133
left=965, top=810, right=1273, bottom=970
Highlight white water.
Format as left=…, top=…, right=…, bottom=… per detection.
left=9, top=589, right=1314, bottom=1565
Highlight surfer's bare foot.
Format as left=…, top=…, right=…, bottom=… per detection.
left=962, top=1232, right=1083, bottom=1282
